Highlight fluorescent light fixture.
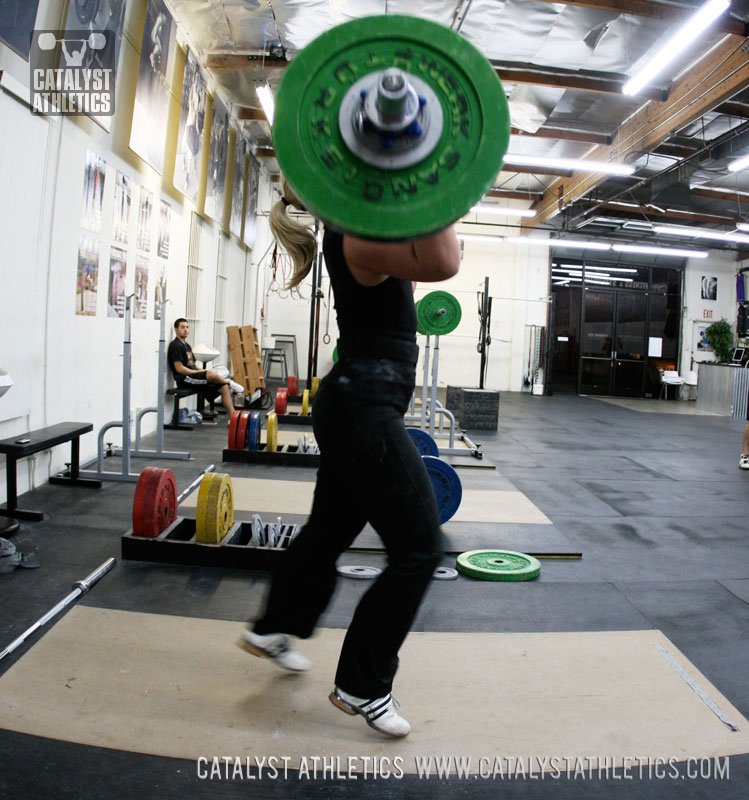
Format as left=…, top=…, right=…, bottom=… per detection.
left=728, top=152, right=749, bottom=173
left=507, top=237, right=612, bottom=251
left=653, top=224, right=749, bottom=244
left=622, top=0, right=731, bottom=96
left=503, top=154, right=634, bottom=176
left=255, top=79, right=275, bottom=124
left=612, top=243, right=708, bottom=258
left=457, top=234, right=502, bottom=242
left=559, top=264, right=639, bottom=273
left=468, top=205, right=536, bottom=218
left=737, top=222, right=749, bottom=232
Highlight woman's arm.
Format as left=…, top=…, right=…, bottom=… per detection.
left=343, top=226, right=460, bottom=285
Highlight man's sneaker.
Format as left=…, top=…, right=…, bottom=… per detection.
left=238, top=630, right=310, bottom=672
left=229, top=380, right=244, bottom=394
left=329, top=687, right=411, bottom=737
left=740, top=454, right=749, bottom=470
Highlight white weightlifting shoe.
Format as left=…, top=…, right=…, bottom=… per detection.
left=329, top=687, right=411, bottom=737
left=238, top=630, right=311, bottom=672
left=229, top=380, right=244, bottom=394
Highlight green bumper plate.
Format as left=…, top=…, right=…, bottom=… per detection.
left=273, top=15, right=510, bottom=240
left=456, top=550, right=541, bottom=581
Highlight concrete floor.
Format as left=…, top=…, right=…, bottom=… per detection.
left=0, top=391, right=747, bottom=798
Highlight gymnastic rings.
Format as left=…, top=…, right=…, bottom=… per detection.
left=323, top=280, right=332, bottom=345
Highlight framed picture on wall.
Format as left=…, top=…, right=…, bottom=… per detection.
left=0, top=0, right=41, bottom=59
left=701, top=275, right=717, bottom=301
left=130, top=0, right=175, bottom=173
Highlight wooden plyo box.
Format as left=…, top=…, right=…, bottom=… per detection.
left=227, top=325, right=265, bottom=395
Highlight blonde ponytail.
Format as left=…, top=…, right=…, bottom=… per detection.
left=269, top=180, right=318, bottom=289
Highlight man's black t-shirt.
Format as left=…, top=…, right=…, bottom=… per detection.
left=168, top=338, right=197, bottom=383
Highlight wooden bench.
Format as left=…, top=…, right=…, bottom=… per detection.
left=0, top=422, right=101, bottom=521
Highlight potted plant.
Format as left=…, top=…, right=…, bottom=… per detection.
left=705, top=319, right=735, bottom=363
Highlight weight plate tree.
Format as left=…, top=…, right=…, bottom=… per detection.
left=273, top=15, right=510, bottom=240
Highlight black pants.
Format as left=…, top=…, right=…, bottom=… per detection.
left=253, top=356, right=444, bottom=698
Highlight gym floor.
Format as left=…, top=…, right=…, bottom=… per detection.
left=0, top=391, right=747, bottom=799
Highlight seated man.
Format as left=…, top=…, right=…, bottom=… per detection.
left=168, top=318, right=242, bottom=418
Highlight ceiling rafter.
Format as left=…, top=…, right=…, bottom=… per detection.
left=578, top=201, right=738, bottom=226
left=533, top=0, right=746, bottom=37
left=491, top=61, right=667, bottom=100
left=511, top=126, right=612, bottom=145
left=487, top=189, right=545, bottom=202
left=524, top=35, right=749, bottom=227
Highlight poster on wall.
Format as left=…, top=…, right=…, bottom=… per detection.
left=696, top=325, right=713, bottom=352
left=134, top=255, right=149, bottom=319
left=174, top=48, right=207, bottom=203
left=107, top=247, right=128, bottom=317
left=75, top=235, right=100, bottom=316
left=154, top=261, right=167, bottom=320
left=81, top=151, right=106, bottom=233
left=243, top=152, right=260, bottom=249
left=113, top=171, right=132, bottom=246
left=0, top=0, right=41, bottom=59
left=129, top=0, right=174, bottom=173
left=62, top=0, right=127, bottom=131
left=230, top=133, right=246, bottom=239
left=137, top=187, right=153, bottom=252
left=205, top=94, right=229, bottom=224
left=158, top=199, right=170, bottom=258
left=701, top=275, right=718, bottom=301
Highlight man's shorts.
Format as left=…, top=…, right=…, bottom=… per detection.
left=179, top=372, right=221, bottom=402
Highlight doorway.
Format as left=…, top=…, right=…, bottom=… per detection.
left=549, top=262, right=682, bottom=397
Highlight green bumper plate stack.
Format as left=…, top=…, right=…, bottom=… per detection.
left=273, top=15, right=510, bottom=240
left=456, top=550, right=541, bottom=581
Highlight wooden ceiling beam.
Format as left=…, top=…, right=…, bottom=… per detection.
left=525, top=35, right=749, bottom=227
left=511, top=125, right=612, bottom=145
left=236, top=107, right=267, bottom=121
left=691, top=187, right=749, bottom=203
left=501, top=163, right=573, bottom=177
left=205, top=54, right=287, bottom=70
left=492, top=61, right=666, bottom=100
left=714, top=101, right=749, bottom=118
left=487, top=188, right=545, bottom=202
left=533, top=0, right=746, bottom=37
left=593, top=203, right=737, bottom=226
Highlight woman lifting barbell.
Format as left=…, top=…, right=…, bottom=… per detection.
left=239, top=179, right=460, bottom=737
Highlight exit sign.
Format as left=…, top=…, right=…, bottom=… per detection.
left=703, top=309, right=713, bottom=319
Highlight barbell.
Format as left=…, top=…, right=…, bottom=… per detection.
left=273, top=15, right=510, bottom=240
left=38, top=32, right=107, bottom=52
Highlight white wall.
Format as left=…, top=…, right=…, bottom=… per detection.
left=681, top=249, right=739, bottom=375
left=255, top=212, right=550, bottom=392
left=0, top=0, right=261, bottom=503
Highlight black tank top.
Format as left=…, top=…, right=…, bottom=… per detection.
left=322, top=230, right=417, bottom=361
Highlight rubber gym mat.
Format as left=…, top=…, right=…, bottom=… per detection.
left=0, top=606, right=746, bottom=771
left=180, top=477, right=551, bottom=525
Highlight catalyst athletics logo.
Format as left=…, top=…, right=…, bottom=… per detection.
left=30, top=29, right=115, bottom=115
